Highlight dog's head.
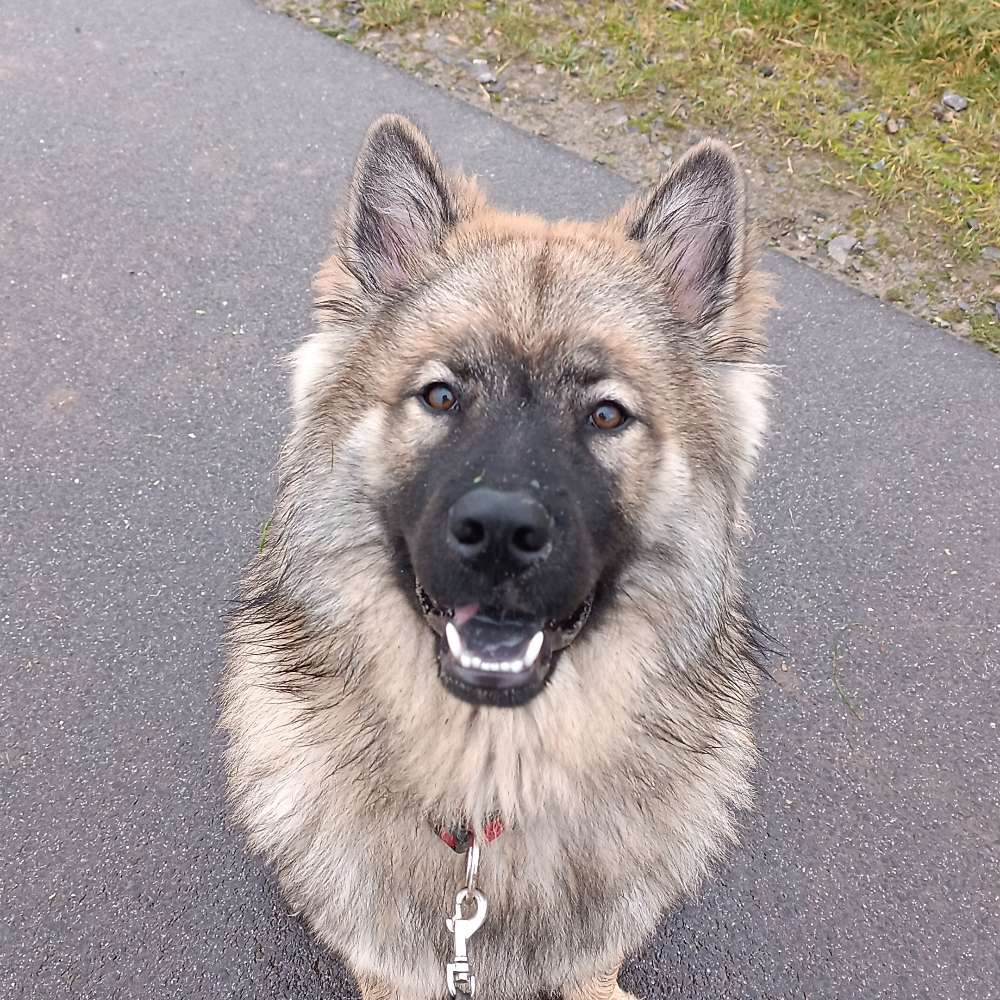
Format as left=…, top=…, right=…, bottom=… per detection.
left=289, top=116, right=771, bottom=710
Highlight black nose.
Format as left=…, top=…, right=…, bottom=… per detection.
left=448, top=488, right=553, bottom=574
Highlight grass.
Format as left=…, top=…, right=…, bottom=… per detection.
left=350, top=0, right=999, bottom=255
left=970, top=312, right=1000, bottom=351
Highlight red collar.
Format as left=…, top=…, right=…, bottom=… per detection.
left=437, top=817, right=504, bottom=853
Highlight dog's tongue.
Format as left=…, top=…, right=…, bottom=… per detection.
left=460, top=614, right=533, bottom=660
left=453, top=604, right=480, bottom=627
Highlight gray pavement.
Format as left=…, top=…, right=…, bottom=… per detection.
left=2, top=1, right=998, bottom=998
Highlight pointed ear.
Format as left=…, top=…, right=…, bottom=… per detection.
left=623, top=140, right=747, bottom=328
left=339, top=115, right=470, bottom=295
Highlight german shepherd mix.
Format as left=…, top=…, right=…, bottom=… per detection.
left=222, top=115, right=773, bottom=1000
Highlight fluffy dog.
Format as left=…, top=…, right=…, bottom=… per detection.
left=222, top=114, right=773, bottom=1000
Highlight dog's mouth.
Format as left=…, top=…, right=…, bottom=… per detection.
left=416, top=584, right=594, bottom=707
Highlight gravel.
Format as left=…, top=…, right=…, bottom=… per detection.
left=827, top=234, right=858, bottom=266
left=942, top=91, right=969, bottom=112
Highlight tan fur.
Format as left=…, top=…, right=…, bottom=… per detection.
left=222, top=116, right=773, bottom=1000
left=565, top=964, right=635, bottom=1000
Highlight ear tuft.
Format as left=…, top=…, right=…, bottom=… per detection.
left=624, top=140, right=747, bottom=328
left=340, top=115, right=469, bottom=296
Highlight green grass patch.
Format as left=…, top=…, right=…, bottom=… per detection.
left=343, top=0, right=1000, bottom=251
left=969, top=313, right=1000, bottom=353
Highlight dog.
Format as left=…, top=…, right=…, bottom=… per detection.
left=221, top=114, right=773, bottom=1000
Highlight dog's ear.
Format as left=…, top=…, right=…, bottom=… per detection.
left=622, top=140, right=747, bottom=328
left=340, top=115, right=468, bottom=296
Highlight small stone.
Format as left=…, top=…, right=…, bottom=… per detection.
left=665, top=0, right=688, bottom=9
left=656, top=83, right=668, bottom=96
left=885, top=117, right=901, bottom=134
left=838, top=100, right=859, bottom=114
left=826, top=234, right=858, bottom=267
left=534, top=63, right=546, bottom=75
left=759, top=65, right=775, bottom=78
left=966, top=218, right=981, bottom=231
left=981, top=247, right=1000, bottom=262
left=957, top=301, right=971, bottom=313
left=942, top=91, right=968, bottom=112
left=484, top=80, right=504, bottom=93
left=871, top=157, right=887, bottom=171
left=992, top=301, right=1000, bottom=321
left=475, top=69, right=497, bottom=85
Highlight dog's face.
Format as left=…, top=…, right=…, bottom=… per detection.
left=292, top=116, right=770, bottom=710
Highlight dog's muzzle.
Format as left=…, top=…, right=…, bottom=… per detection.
left=416, top=587, right=594, bottom=707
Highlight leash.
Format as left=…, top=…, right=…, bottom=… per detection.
left=438, top=820, right=504, bottom=998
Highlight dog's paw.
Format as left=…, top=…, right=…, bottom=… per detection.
left=565, top=971, right=638, bottom=1000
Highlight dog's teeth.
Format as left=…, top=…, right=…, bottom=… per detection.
left=524, top=631, right=544, bottom=667
left=471, top=656, right=483, bottom=668
left=445, top=622, right=463, bottom=659
left=460, top=653, right=473, bottom=668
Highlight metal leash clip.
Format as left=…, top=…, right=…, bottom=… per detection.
left=445, top=841, right=488, bottom=998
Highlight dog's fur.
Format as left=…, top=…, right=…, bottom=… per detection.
left=221, top=115, right=773, bottom=1000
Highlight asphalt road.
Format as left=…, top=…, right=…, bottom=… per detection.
left=2, top=2, right=998, bottom=998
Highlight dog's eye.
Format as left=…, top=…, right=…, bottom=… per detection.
left=589, top=401, right=628, bottom=431
left=421, top=382, right=459, bottom=412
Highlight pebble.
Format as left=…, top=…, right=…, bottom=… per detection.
left=827, top=234, right=857, bottom=267
left=965, top=219, right=981, bottom=232
left=981, top=247, right=1000, bottom=262
left=475, top=69, right=497, bottom=85
left=942, top=91, right=968, bottom=112
left=885, top=117, right=901, bottom=134
left=760, top=65, right=775, bottom=78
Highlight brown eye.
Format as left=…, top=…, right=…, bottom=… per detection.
left=422, top=382, right=458, bottom=412
left=589, top=401, right=628, bottom=431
